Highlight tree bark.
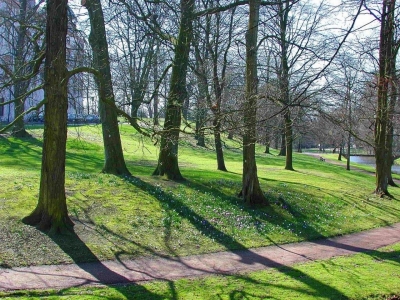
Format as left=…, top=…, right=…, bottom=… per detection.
left=214, top=115, right=227, bottom=171
left=11, top=0, right=30, bottom=138
left=83, top=0, right=131, bottom=176
left=239, top=0, right=268, bottom=206
left=22, top=0, right=73, bottom=233
left=153, top=45, right=159, bottom=126
left=153, top=0, right=194, bottom=180
left=284, top=109, right=293, bottom=170
left=374, top=0, right=395, bottom=196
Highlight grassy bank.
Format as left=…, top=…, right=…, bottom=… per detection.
left=0, top=124, right=400, bottom=269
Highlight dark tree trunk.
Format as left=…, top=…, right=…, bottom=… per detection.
left=265, top=131, right=270, bottom=154
left=338, top=139, right=343, bottom=161
left=346, top=132, right=351, bottom=171
left=278, top=127, right=286, bottom=156
left=375, top=0, right=395, bottom=196
left=214, top=116, right=227, bottom=171
left=83, top=0, right=130, bottom=176
left=22, top=0, right=73, bottom=233
left=297, top=139, right=302, bottom=153
left=153, top=0, right=194, bottom=180
left=278, top=0, right=293, bottom=170
left=239, top=0, right=268, bottom=206
left=284, top=109, right=293, bottom=170
left=153, top=46, right=159, bottom=126
left=386, top=31, right=398, bottom=187
left=12, top=0, right=30, bottom=137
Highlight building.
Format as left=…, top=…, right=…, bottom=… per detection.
left=0, top=0, right=85, bottom=123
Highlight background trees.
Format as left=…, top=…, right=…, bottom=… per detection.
left=2, top=0, right=400, bottom=234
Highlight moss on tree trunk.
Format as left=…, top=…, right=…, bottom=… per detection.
left=239, top=0, right=268, bottom=206
left=84, top=0, right=130, bottom=176
left=22, top=0, right=73, bottom=233
left=153, top=0, right=194, bottom=180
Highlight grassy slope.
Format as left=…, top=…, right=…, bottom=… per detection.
left=0, top=124, right=399, bottom=270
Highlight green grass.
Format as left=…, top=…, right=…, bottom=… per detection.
left=0, top=125, right=400, bottom=268
left=1, top=243, right=399, bottom=299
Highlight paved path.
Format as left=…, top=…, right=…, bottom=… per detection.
left=1, top=223, right=400, bottom=291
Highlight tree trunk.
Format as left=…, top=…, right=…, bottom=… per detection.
left=83, top=0, right=131, bottom=176
left=239, top=0, right=268, bottom=206
left=346, top=132, right=351, bottom=171
left=153, top=0, right=194, bottom=180
left=297, top=139, right=302, bottom=153
left=214, top=116, right=227, bottom=171
left=284, top=108, right=293, bottom=170
left=385, top=29, right=398, bottom=187
left=278, top=127, right=286, bottom=156
left=11, top=0, right=30, bottom=138
left=338, top=139, right=343, bottom=161
left=153, top=45, right=159, bottom=126
left=22, top=0, right=73, bottom=233
left=264, top=130, right=270, bottom=154
left=278, top=0, right=293, bottom=170
left=374, top=0, right=394, bottom=196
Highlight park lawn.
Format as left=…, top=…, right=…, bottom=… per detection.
left=1, top=243, right=399, bottom=299
left=0, top=124, right=400, bottom=268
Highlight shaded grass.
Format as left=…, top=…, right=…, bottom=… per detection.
left=1, top=243, right=399, bottom=299
left=1, top=125, right=400, bottom=268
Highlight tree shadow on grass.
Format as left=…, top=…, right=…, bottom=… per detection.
left=121, top=176, right=349, bottom=299
left=49, top=230, right=166, bottom=299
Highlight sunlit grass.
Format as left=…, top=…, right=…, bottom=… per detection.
left=1, top=243, right=399, bottom=299
left=1, top=124, right=400, bottom=268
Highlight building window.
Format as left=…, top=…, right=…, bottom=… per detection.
left=0, top=98, right=4, bottom=117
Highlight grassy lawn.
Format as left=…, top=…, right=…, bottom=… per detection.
left=1, top=243, right=399, bottom=299
left=0, top=124, right=400, bottom=298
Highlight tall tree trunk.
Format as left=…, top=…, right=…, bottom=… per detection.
left=83, top=0, right=130, bottom=176
left=338, top=137, right=343, bottom=161
left=346, top=132, right=351, bottom=171
left=297, top=138, right=302, bottom=153
left=375, top=0, right=395, bottom=196
left=22, top=0, right=73, bottom=233
left=239, top=0, right=268, bottom=206
left=278, top=0, right=293, bottom=170
left=195, top=74, right=207, bottom=147
left=153, top=45, right=159, bottom=126
left=264, top=130, right=270, bottom=154
left=386, top=34, right=398, bottom=187
left=278, top=125, right=286, bottom=156
left=153, top=0, right=194, bottom=180
left=214, top=115, right=227, bottom=171
left=12, top=0, right=30, bottom=137
left=284, top=109, right=293, bottom=170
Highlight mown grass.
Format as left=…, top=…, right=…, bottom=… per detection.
left=0, top=124, right=400, bottom=270
left=1, top=243, right=399, bottom=299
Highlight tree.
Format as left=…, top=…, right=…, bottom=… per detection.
left=22, top=0, right=73, bottom=233
left=374, top=0, right=396, bottom=196
left=239, top=0, right=268, bottom=205
left=192, top=3, right=237, bottom=171
left=153, top=0, right=195, bottom=180
left=83, top=0, right=131, bottom=176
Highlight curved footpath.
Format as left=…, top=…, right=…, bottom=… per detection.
left=1, top=223, right=400, bottom=291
